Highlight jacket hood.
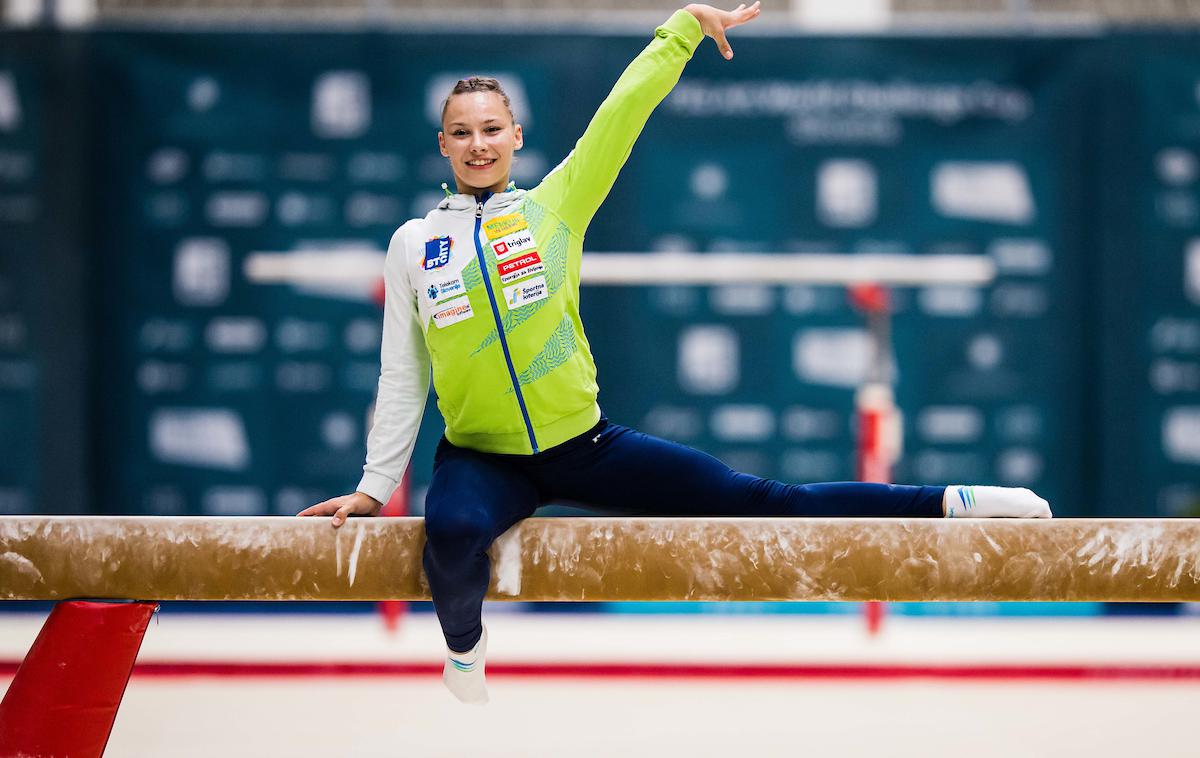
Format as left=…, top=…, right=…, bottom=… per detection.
left=436, top=183, right=526, bottom=214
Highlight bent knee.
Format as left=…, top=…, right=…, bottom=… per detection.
left=424, top=509, right=496, bottom=553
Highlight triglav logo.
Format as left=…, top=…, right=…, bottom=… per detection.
left=492, top=230, right=535, bottom=260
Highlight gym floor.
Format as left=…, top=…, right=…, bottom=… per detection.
left=3, top=612, right=1198, bottom=757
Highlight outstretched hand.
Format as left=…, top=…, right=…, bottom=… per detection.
left=685, top=2, right=761, bottom=60
left=297, top=491, right=383, bottom=528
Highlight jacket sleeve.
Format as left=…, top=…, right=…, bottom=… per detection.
left=531, top=10, right=703, bottom=235
left=355, top=222, right=432, bottom=505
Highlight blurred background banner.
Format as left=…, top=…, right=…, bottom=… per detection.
left=0, top=23, right=1197, bottom=524
left=0, top=32, right=89, bottom=518
left=0, top=40, right=44, bottom=517
left=1092, top=34, right=1200, bottom=519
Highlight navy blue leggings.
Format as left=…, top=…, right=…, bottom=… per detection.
left=422, top=418, right=944, bottom=652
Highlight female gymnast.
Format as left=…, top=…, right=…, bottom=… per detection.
left=300, top=2, right=1052, bottom=704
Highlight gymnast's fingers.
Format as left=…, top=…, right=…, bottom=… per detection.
left=712, top=25, right=733, bottom=60
left=331, top=501, right=357, bottom=528
left=715, top=2, right=760, bottom=60
left=296, top=497, right=341, bottom=518
left=726, top=0, right=760, bottom=29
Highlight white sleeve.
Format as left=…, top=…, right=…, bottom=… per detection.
left=355, top=223, right=431, bottom=504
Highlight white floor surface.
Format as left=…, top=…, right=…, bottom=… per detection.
left=3, top=611, right=1200, bottom=756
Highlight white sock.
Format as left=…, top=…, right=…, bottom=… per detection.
left=443, top=625, right=489, bottom=705
left=943, top=485, right=1052, bottom=518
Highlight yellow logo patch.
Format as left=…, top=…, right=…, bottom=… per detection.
left=483, top=213, right=527, bottom=240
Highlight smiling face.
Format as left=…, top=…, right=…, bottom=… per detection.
left=439, top=91, right=523, bottom=196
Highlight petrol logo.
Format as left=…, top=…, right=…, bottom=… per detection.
left=497, top=252, right=545, bottom=284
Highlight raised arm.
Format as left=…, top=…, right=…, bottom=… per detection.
left=299, top=223, right=432, bottom=526
left=531, top=2, right=760, bottom=235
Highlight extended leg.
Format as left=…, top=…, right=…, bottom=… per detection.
left=531, top=421, right=944, bottom=517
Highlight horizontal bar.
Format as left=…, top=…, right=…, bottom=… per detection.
left=244, top=251, right=996, bottom=287
left=579, top=253, right=996, bottom=286
left=1, top=517, right=1196, bottom=602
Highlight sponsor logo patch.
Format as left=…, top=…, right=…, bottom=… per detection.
left=423, top=236, right=452, bottom=270
left=483, top=213, right=527, bottom=240
left=426, top=275, right=465, bottom=304
left=491, top=229, right=536, bottom=260
left=497, top=252, right=544, bottom=284
left=502, top=275, right=548, bottom=309
left=431, top=295, right=474, bottom=328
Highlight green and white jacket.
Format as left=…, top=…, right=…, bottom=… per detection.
left=357, top=10, right=704, bottom=504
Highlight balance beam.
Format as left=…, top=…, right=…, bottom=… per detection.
left=1, top=516, right=1198, bottom=602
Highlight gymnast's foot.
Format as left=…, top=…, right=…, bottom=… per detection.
left=943, top=485, right=1052, bottom=518
left=443, top=625, right=489, bottom=705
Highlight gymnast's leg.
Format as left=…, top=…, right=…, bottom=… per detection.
left=422, top=438, right=538, bottom=703
left=529, top=420, right=1049, bottom=518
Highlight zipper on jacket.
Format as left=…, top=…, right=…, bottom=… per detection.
left=473, top=195, right=539, bottom=453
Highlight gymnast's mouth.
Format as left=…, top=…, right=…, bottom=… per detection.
left=465, top=158, right=497, bottom=169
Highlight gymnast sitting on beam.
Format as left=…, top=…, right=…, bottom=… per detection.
left=298, top=2, right=1052, bottom=705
